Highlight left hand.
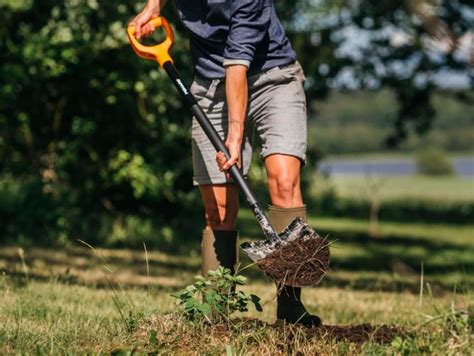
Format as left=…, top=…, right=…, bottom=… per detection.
left=129, top=1, right=160, bottom=39
left=216, top=138, right=241, bottom=176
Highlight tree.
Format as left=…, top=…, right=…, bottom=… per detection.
left=0, top=0, right=200, bottom=246
left=0, top=0, right=471, bottom=245
left=276, top=0, right=473, bottom=146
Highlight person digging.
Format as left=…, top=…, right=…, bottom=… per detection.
left=130, top=0, right=322, bottom=327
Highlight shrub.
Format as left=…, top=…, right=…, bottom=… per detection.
left=415, top=147, right=454, bottom=176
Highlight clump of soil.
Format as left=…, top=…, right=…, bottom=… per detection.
left=256, top=235, right=330, bottom=287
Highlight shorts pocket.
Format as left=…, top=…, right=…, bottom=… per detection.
left=273, top=62, right=306, bottom=83
left=281, top=62, right=306, bottom=81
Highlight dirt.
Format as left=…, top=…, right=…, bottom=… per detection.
left=256, top=235, right=330, bottom=287
left=138, top=316, right=405, bottom=348
left=279, top=321, right=405, bottom=344
left=212, top=318, right=404, bottom=345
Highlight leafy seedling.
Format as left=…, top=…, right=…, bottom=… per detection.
left=172, top=267, right=262, bottom=324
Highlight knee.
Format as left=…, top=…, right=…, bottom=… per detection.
left=268, top=175, right=298, bottom=203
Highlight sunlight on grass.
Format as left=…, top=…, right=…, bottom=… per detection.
left=309, top=216, right=473, bottom=244
left=1, top=214, right=472, bottom=353
left=0, top=275, right=471, bottom=353
left=330, top=175, right=474, bottom=202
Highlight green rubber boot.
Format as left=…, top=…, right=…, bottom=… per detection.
left=201, top=229, right=238, bottom=276
left=269, top=205, right=322, bottom=327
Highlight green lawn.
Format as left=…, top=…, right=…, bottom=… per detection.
left=322, top=152, right=474, bottom=160
left=317, top=174, right=474, bottom=202
left=1, top=213, right=472, bottom=353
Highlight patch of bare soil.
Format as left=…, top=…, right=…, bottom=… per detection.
left=213, top=319, right=404, bottom=345
left=276, top=321, right=404, bottom=344
left=256, top=236, right=330, bottom=287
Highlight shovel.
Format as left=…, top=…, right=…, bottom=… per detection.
left=127, top=17, right=330, bottom=287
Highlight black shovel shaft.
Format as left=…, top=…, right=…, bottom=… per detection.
left=163, top=61, right=279, bottom=241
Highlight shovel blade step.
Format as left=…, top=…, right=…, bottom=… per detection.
left=240, top=217, right=317, bottom=261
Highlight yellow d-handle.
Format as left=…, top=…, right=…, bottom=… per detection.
left=127, top=17, right=174, bottom=67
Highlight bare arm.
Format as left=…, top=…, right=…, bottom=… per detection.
left=129, top=0, right=168, bottom=39
left=216, top=64, right=248, bottom=171
left=217, top=1, right=271, bottom=172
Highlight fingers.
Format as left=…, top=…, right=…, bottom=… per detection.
left=216, top=152, right=227, bottom=171
left=135, top=20, right=156, bottom=39
left=216, top=139, right=242, bottom=179
left=223, top=155, right=238, bottom=171
left=216, top=151, right=240, bottom=172
left=129, top=8, right=157, bottom=39
left=141, top=22, right=155, bottom=37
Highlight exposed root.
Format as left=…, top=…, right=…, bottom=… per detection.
left=256, top=235, right=331, bottom=287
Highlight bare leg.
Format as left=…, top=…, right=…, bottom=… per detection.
left=199, top=183, right=239, bottom=230
left=264, top=154, right=321, bottom=327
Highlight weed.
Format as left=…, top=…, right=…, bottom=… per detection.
left=390, top=285, right=473, bottom=355
left=77, top=239, right=142, bottom=333
left=17, top=248, right=29, bottom=286
left=391, top=335, right=435, bottom=354
left=172, top=266, right=262, bottom=324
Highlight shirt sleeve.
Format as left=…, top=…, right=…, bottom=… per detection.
left=223, top=0, right=272, bottom=68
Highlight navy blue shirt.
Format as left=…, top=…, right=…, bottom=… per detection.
left=173, top=0, right=297, bottom=79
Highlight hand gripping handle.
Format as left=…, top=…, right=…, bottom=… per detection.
left=127, top=17, right=174, bottom=67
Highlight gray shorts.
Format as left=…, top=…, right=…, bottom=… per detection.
left=191, top=62, right=307, bottom=186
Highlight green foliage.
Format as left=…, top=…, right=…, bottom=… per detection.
left=310, top=91, right=474, bottom=155
left=0, top=0, right=471, bottom=247
left=0, top=1, right=201, bottom=246
left=391, top=298, right=472, bottom=355
left=416, top=147, right=455, bottom=176
left=172, top=267, right=262, bottom=324
left=390, top=335, right=435, bottom=354
left=279, top=0, right=472, bottom=145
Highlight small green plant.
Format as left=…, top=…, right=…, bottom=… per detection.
left=172, top=267, right=262, bottom=324
left=390, top=335, right=434, bottom=355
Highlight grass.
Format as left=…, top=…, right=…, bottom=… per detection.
left=317, top=174, right=474, bottom=202
left=1, top=278, right=471, bottom=354
left=1, top=212, right=473, bottom=353
left=322, top=152, right=474, bottom=160
left=311, top=217, right=474, bottom=292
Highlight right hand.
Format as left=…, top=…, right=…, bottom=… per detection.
left=129, top=1, right=160, bottom=39
left=216, top=137, right=242, bottom=178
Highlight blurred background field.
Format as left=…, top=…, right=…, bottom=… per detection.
left=0, top=0, right=473, bottom=353
left=324, top=174, right=474, bottom=202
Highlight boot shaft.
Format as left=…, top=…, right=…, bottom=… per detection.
left=201, top=229, right=238, bottom=276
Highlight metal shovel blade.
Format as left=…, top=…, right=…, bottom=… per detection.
left=240, top=217, right=330, bottom=287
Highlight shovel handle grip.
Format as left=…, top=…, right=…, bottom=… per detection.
left=127, top=17, right=174, bottom=67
